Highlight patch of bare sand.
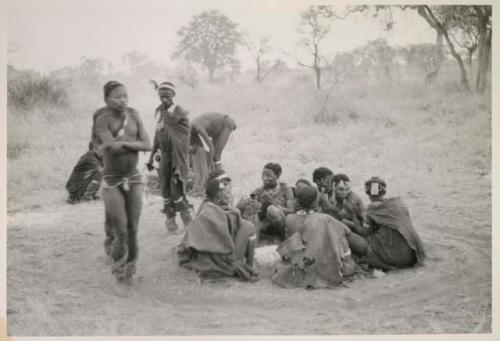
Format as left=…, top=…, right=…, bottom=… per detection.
left=7, top=171, right=491, bottom=335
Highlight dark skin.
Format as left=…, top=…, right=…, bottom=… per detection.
left=345, top=193, right=384, bottom=237
left=314, top=174, right=334, bottom=197
left=260, top=168, right=295, bottom=215
left=191, top=112, right=230, bottom=169
left=95, top=85, right=151, bottom=284
left=146, top=88, right=175, bottom=171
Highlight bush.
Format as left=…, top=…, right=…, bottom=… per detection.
left=8, top=66, right=69, bottom=111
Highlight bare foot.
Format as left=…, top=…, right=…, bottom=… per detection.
left=113, top=278, right=134, bottom=297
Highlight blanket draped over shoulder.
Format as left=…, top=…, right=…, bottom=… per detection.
left=177, top=201, right=257, bottom=281
left=157, top=104, right=191, bottom=186
left=65, top=150, right=103, bottom=200
left=272, top=213, right=356, bottom=289
left=366, top=197, right=426, bottom=265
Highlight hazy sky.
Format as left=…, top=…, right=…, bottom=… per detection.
left=7, top=0, right=437, bottom=73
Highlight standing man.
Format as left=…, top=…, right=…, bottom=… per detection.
left=189, top=112, right=237, bottom=197
left=146, top=82, right=193, bottom=233
left=94, top=81, right=151, bottom=292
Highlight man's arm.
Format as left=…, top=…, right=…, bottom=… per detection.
left=95, top=115, right=128, bottom=155
left=121, top=111, right=152, bottom=152
left=318, top=194, right=343, bottom=220
left=279, top=187, right=296, bottom=215
left=192, top=122, right=215, bottom=158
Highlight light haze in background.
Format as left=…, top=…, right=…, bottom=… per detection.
left=8, top=0, right=436, bottom=73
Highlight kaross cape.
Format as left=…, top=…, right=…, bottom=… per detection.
left=177, top=201, right=257, bottom=281
left=272, top=212, right=356, bottom=289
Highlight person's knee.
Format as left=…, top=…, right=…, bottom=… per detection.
left=266, top=205, right=284, bottom=221
left=108, top=214, right=127, bottom=237
left=347, top=233, right=369, bottom=257
left=113, top=226, right=128, bottom=241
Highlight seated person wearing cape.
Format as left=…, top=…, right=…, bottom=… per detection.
left=176, top=171, right=258, bottom=282
left=272, top=185, right=357, bottom=289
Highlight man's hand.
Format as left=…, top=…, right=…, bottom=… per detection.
left=260, top=193, right=274, bottom=205
left=318, top=192, right=329, bottom=206
left=241, top=198, right=261, bottom=218
left=106, top=141, right=124, bottom=154
left=214, top=162, right=223, bottom=171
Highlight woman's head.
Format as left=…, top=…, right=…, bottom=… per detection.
left=157, top=82, right=176, bottom=105
left=296, top=185, right=319, bottom=211
left=312, top=167, right=334, bottom=193
left=103, top=81, right=127, bottom=112
left=262, top=162, right=282, bottom=188
left=364, top=176, right=386, bottom=202
left=206, top=170, right=233, bottom=206
left=295, top=178, right=312, bottom=189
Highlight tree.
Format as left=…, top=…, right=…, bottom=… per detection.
left=296, top=6, right=332, bottom=89
left=472, top=5, right=491, bottom=94
left=175, top=63, right=199, bottom=90
left=244, top=35, right=282, bottom=83
left=122, top=50, right=148, bottom=74
left=449, top=20, right=479, bottom=68
left=415, top=6, right=470, bottom=90
left=415, top=5, right=491, bottom=93
left=332, top=52, right=356, bottom=81
left=296, top=5, right=360, bottom=89
left=173, top=10, right=242, bottom=83
left=77, top=57, right=113, bottom=86
left=354, top=5, right=491, bottom=92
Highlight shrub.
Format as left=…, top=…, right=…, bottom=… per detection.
left=7, top=66, right=69, bottom=111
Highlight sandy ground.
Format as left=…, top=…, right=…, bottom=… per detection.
left=6, top=171, right=491, bottom=336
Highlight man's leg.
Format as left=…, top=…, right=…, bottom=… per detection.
left=159, top=155, right=170, bottom=213
left=102, top=187, right=129, bottom=280
left=191, top=147, right=210, bottom=196
left=171, top=174, right=192, bottom=228
left=346, top=232, right=369, bottom=257
left=212, top=116, right=235, bottom=170
left=160, top=156, right=178, bottom=231
left=103, top=212, right=114, bottom=258
left=124, top=182, right=144, bottom=281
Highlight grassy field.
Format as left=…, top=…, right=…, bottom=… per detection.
left=6, top=69, right=492, bottom=335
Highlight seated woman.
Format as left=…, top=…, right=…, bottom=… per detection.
left=292, top=178, right=312, bottom=212
left=176, top=171, right=258, bottom=282
left=65, top=142, right=104, bottom=204
left=345, top=177, right=426, bottom=271
left=236, top=163, right=295, bottom=242
left=271, top=185, right=356, bottom=289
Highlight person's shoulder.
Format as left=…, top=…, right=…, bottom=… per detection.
left=93, top=107, right=109, bottom=120
left=94, top=109, right=113, bottom=124
left=349, top=191, right=364, bottom=203
left=279, top=182, right=292, bottom=191
left=127, top=107, right=142, bottom=120
left=251, top=186, right=264, bottom=195
left=174, top=104, right=189, bottom=115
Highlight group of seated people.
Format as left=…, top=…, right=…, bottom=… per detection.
left=64, top=80, right=426, bottom=291
left=177, top=163, right=426, bottom=289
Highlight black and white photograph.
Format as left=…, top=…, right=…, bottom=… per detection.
left=3, top=0, right=495, bottom=337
